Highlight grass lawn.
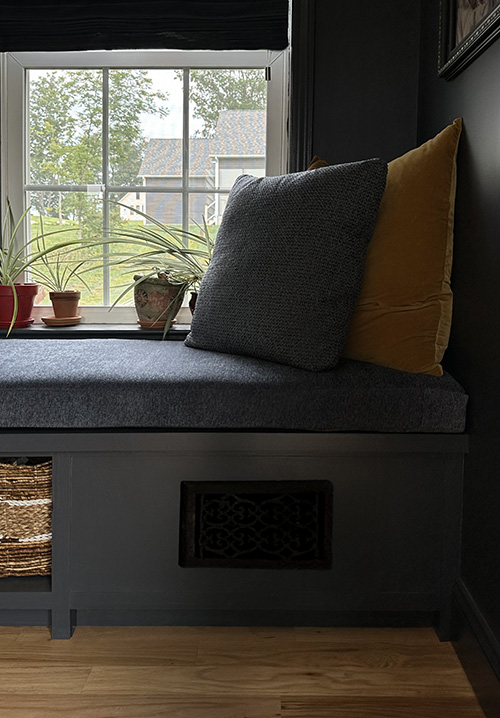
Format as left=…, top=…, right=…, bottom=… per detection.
left=30, top=216, right=216, bottom=307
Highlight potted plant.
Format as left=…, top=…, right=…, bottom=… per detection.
left=104, top=201, right=215, bottom=335
left=0, top=201, right=82, bottom=335
left=28, top=234, right=91, bottom=326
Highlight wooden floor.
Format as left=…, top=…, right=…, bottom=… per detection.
left=0, top=625, right=485, bottom=717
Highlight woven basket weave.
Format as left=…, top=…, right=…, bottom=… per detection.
left=0, top=461, right=52, bottom=577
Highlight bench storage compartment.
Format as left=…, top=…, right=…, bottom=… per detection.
left=0, top=460, right=52, bottom=577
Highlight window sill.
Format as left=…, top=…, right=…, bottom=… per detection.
left=0, top=323, right=191, bottom=340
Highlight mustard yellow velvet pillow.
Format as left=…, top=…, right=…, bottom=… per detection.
left=307, top=155, right=330, bottom=170
left=309, top=119, right=462, bottom=376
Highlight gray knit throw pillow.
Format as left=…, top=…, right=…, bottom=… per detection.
left=185, top=160, right=387, bottom=371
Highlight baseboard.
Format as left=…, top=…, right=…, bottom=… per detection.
left=0, top=609, right=50, bottom=626
left=74, top=609, right=434, bottom=628
left=452, top=579, right=500, bottom=717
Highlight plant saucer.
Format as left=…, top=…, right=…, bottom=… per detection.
left=0, top=318, right=35, bottom=329
left=41, top=315, right=82, bottom=327
left=137, top=319, right=177, bottom=329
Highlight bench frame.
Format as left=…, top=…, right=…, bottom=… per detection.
left=0, top=431, right=467, bottom=639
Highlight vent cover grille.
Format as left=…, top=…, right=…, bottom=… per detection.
left=179, top=480, right=333, bottom=569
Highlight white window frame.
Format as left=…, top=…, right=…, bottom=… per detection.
left=1, top=49, right=289, bottom=324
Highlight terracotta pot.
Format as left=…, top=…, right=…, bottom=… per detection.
left=0, top=283, right=38, bottom=329
left=133, top=275, right=185, bottom=328
left=49, top=290, right=81, bottom=319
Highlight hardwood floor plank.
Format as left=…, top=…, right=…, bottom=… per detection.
left=196, top=626, right=296, bottom=641
left=281, top=696, right=486, bottom=718
left=0, top=695, right=281, bottom=718
left=293, top=627, right=448, bottom=645
left=0, top=667, right=91, bottom=694
left=6, top=626, right=199, bottom=666
left=0, top=626, right=24, bottom=653
left=81, top=664, right=477, bottom=697
left=0, top=626, right=483, bottom=716
left=197, top=637, right=460, bottom=669
left=0, top=627, right=22, bottom=637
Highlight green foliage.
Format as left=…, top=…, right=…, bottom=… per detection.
left=26, top=66, right=263, bottom=311
left=29, top=221, right=91, bottom=294
left=0, top=203, right=79, bottom=286
left=105, top=200, right=215, bottom=294
left=29, top=69, right=169, bottom=230
left=182, top=69, right=266, bottom=137
left=0, top=201, right=86, bottom=334
left=100, top=200, right=216, bottom=335
left=108, top=70, right=168, bottom=186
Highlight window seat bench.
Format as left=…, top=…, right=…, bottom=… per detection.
left=0, top=339, right=468, bottom=639
left=0, top=339, right=467, bottom=432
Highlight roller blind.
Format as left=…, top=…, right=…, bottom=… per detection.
left=0, top=0, right=289, bottom=52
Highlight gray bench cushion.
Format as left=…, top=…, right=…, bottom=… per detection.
left=0, top=339, right=467, bottom=432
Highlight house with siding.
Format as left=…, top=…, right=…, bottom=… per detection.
left=120, top=109, right=265, bottom=225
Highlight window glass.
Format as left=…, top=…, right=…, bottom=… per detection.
left=29, top=70, right=103, bottom=186
left=108, top=69, right=175, bottom=187
left=188, top=193, right=224, bottom=238
left=29, top=190, right=105, bottom=306
left=108, top=191, right=184, bottom=306
left=12, top=50, right=287, bottom=319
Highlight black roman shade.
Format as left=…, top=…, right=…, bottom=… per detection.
left=0, top=0, right=289, bottom=52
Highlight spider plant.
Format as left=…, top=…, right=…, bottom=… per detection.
left=106, top=200, right=214, bottom=288
left=0, top=201, right=85, bottom=335
left=29, top=222, right=91, bottom=294
left=101, top=200, right=216, bottom=335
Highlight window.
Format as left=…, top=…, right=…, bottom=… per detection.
left=1, top=50, right=288, bottom=323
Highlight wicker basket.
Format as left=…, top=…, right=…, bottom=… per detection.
left=0, top=460, right=52, bottom=577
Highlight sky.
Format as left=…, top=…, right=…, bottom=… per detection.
left=29, top=68, right=203, bottom=140
left=135, top=70, right=205, bottom=138
left=142, top=69, right=184, bottom=138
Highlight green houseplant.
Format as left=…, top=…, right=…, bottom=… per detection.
left=28, top=231, right=92, bottom=325
left=0, top=202, right=84, bottom=335
left=104, top=201, right=215, bottom=334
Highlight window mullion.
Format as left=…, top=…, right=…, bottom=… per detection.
left=12, top=50, right=287, bottom=319
left=182, top=68, right=189, bottom=236
left=102, top=68, right=110, bottom=306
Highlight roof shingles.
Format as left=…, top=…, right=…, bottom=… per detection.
left=139, top=109, right=266, bottom=178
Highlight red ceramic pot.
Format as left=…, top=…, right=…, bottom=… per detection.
left=0, top=283, right=39, bottom=329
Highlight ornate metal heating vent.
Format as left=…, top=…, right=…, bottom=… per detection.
left=179, top=480, right=333, bottom=569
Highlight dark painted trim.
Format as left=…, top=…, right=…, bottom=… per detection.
left=0, top=323, right=190, bottom=340
left=50, top=454, right=73, bottom=639
left=288, top=0, right=315, bottom=172
left=75, top=609, right=435, bottom=628
left=0, top=431, right=469, bottom=455
left=0, top=593, right=51, bottom=609
left=0, top=610, right=50, bottom=625
left=70, top=591, right=439, bottom=612
left=434, top=453, right=465, bottom=641
left=452, top=579, right=500, bottom=718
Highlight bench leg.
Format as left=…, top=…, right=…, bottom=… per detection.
left=51, top=608, right=75, bottom=639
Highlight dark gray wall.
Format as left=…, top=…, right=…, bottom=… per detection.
left=312, top=0, right=421, bottom=164
left=418, top=0, right=500, bottom=643
left=312, top=0, right=500, bottom=653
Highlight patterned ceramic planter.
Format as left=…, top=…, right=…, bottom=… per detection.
left=133, top=275, right=185, bottom=329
